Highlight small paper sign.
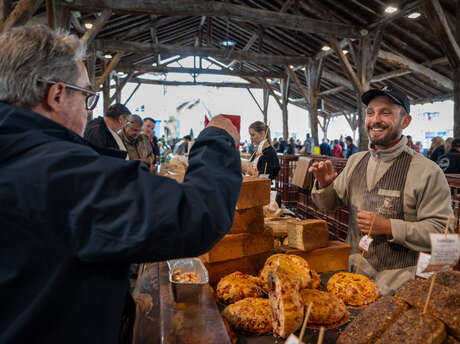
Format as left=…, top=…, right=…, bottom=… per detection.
left=415, top=252, right=435, bottom=279
left=423, top=233, right=460, bottom=272
left=285, top=334, right=304, bottom=344
left=359, top=235, right=373, bottom=253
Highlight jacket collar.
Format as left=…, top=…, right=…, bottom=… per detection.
left=368, top=135, right=409, bottom=162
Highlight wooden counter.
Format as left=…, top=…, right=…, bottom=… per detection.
left=133, top=262, right=232, bottom=344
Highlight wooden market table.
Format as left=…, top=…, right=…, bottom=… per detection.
left=132, top=263, right=360, bottom=344
left=132, top=262, right=232, bottom=344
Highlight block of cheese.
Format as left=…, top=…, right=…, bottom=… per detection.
left=201, top=232, right=274, bottom=264
left=264, top=217, right=293, bottom=237
left=285, top=241, right=350, bottom=272
left=203, top=252, right=272, bottom=286
left=287, top=219, right=329, bottom=251
left=229, top=206, right=264, bottom=234
left=236, top=177, right=270, bottom=210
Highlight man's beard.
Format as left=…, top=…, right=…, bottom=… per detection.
left=367, top=121, right=402, bottom=147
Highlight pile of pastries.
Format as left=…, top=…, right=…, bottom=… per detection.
left=218, top=253, right=379, bottom=338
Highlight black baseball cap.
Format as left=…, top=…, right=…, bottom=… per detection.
left=452, top=139, right=460, bottom=148
left=361, top=86, right=410, bottom=114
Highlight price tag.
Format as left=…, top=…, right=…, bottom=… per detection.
left=359, top=235, right=373, bottom=253
left=423, top=233, right=460, bottom=273
left=285, top=334, right=304, bottom=344
left=415, top=252, right=435, bottom=279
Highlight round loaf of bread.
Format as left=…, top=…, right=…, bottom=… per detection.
left=216, top=271, right=265, bottom=304
left=301, top=289, right=348, bottom=325
left=259, top=254, right=311, bottom=292
left=327, top=272, right=379, bottom=307
left=222, top=297, right=272, bottom=335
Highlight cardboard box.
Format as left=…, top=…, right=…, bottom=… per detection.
left=236, top=177, right=271, bottom=210
left=201, top=232, right=274, bottom=263
left=229, top=206, right=265, bottom=234
left=291, top=157, right=314, bottom=190
left=287, top=219, right=329, bottom=251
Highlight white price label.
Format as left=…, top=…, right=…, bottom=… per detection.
left=285, top=334, right=304, bottom=344
left=415, top=252, right=435, bottom=279
left=423, top=233, right=460, bottom=272
left=359, top=235, right=373, bottom=253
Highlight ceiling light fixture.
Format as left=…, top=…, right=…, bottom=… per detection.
left=220, top=40, right=236, bottom=47
left=342, top=50, right=349, bottom=55
left=407, top=12, right=421, bottom=19
left=321, top=45, right=331, bottom=51
left=104, top=54, right=113, bottom=59
left=84, top=22, right=93, bottom=29
left=289, top=65, right=294, bottom=69
left=385, top=6, right=398, bottom=14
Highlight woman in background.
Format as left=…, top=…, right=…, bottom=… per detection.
left=246, top=121, right=280, bottom=180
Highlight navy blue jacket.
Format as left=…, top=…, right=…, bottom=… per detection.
left=0, top=102, right=242, bottom=343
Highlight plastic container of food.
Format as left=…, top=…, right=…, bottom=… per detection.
left=167, top=258, right=209, bottom=303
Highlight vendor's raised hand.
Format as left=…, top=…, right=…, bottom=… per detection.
left=357, top=210, right=392, bottom=236
left=207, top=115, right=240, bottom=147
left=308, top=160, right=337, bottom=189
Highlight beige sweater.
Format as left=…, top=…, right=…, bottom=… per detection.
left=311, top=136, right=454, bottom=294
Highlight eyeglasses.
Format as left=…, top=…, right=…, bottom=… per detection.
left=38, top=78, right=99, bottom=111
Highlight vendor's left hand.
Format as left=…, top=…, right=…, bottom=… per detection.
left=357, top=210, right=392, bottom=236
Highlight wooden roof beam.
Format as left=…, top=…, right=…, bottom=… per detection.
left=117, top=65, right=284, bottom=79
left=423, top=0, right=460, bottom=69
left=130, top=78, right=262, bottom=89
left=64, top=0, right=362, bottom=38
left=377, top=50, right=453, bottom=90
left=1, top=0, right=43, bottom=32
left=228, top=0, right=295, bottom=68
left=95, top=52, right=122, bottom=90
left=81, top=9, right=112, bottom=45
left=95, top=39, right=311, bottom=65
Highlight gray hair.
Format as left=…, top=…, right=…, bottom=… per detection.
left=126, top=114, right=143, bottom=127
left=0, top=25, right=85, bottom=109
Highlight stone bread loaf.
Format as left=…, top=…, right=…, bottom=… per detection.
left=216, top=271, right=265, bottom=304
left=221, top=297, right=272, bottom=335
left=268, top=268, right=304, bottom=338
left=337, top=296, right=409, bottom=344
left=374, top=308, right=446, bottom=344
left=300, top=289, right=348, bottom=326
left=395, top=279, right=460, bottom=339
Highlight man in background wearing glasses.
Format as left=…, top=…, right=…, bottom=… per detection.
left=0, top=25, right=241, bottom=343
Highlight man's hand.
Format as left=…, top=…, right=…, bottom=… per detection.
left=357, top=210, right=392, bottom=236
left=308, top=160, right=338, bottom=189
left=207, top=115, right=240, bottom=146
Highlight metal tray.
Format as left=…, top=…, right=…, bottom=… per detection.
left=167, top=258, right=209, bottom=303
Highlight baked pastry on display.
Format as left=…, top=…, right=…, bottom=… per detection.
left=374, top=308, right=446, bottom=344
left=216, top=271, right=265, bottom=304
left=268, top=268, right=304, bottom=338
left=221, top=297, right=272, bottom=335
left=300, top=289, right=349, bottom=327
left=327, top=272, right=379, bottom=307
left=259, top=254, right=311, bottom=292
left=307, top=269, right=322, bottom=290
left=337, top=296, right=409, bottom=344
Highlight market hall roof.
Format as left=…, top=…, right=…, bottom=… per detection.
left=2, top=0, right=458, bottom=115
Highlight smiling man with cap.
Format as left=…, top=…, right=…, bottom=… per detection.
left=309, top=86, right=453, bottom=295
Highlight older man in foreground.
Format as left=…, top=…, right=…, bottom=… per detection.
left=0, top=25, right=241, bottom=343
